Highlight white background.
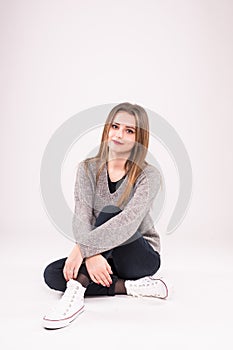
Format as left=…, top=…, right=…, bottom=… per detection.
left=1, top=1, right=232, bottom=349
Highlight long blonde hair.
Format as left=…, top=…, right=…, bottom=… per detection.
left=84, top=102, right=150, bottom=207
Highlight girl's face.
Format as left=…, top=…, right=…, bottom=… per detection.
left=108, top=111, right=136, bottom=156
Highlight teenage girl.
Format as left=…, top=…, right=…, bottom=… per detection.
left=42, top=102, right=169, bottom=329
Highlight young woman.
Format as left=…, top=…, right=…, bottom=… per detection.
left=42, top=102, right=169, bottom=329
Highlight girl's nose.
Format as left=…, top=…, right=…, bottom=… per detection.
left=116, top=128, right=123, bottom=138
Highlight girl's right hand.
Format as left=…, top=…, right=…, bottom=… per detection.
left=63, top=244, right=83, bottom=281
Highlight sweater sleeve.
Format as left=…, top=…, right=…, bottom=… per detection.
left=73, top=162, right=161, bottom=258
left=72, top=161, right=96, bottom=240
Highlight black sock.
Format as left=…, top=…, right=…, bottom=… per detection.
left=114, top=279, right=127, bottom=294
left=76, top=273, right=91, bottom=288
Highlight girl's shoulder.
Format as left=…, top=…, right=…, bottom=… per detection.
left=78, top=157, right=100, bottom=177
left=133, top=163, right=162, bottom=194
left=138, top=162, right=161, bottom=182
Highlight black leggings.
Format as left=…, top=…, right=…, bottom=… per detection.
left=43, top=205, right=161, bottom=296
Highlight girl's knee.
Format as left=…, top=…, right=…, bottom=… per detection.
left=43, top=258, right=67, bottom=292
left=101, top=205, right=121, bottom=212
left=95, top=205, right=122, bottom=227
left=43, top=263, right=55, bottom=288
left=151, top=252, right=161, bottom=275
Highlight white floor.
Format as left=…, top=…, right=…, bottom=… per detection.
left=1, top=224, right=232, bottom=350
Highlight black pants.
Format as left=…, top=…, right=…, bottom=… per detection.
left=43, top=205, right=161, bottom=296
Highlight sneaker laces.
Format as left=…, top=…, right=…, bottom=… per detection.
left=48, top=280, right=85, bottom=317
left=132, top=277, right=156, bottom=297
left=60, top=280, right=83, bottom=303
left=126, top=276, right=168, bottom=298
left=125, top=276, right=150, bottom=297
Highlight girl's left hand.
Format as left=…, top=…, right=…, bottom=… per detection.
left=85, top=254, right=113, bottom=287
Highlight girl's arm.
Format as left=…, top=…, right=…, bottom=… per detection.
left=73, top=162, right=161, bottom=258
left=63, top=244, right=83, bottom=281
left=62, top=161, right=95, bottom=281
left=72, top=161, right=96, bottom=237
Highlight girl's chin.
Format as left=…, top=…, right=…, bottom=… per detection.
left=108, top=147, right=132, bottom=157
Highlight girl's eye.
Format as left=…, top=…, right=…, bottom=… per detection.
left=111, top=124, right=135, bottom=134
left=126, top=129, right=134, bottom=134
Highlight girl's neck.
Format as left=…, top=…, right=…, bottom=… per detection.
left=107, top=158, right=126, bottom=171
left=107, top=150, right=129, bottom=171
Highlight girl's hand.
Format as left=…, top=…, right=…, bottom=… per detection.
left=63, top=244, right=83, bottom=281
left=85, top=254, right=113, bottom=287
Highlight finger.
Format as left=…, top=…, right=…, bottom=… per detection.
left=65, top=266, right=73, bottom=281
left=106, top=266, right=113, bottom=281
left=107, top=274, right=112, bottom=284
left=93, top=273, right=105, bottom=286
left=63, top=266, right=68, bottom=281
left=104, top=264, right=112, bottom=283
left=68, top=268, right=74, bottom=280
left=90, top=274, right=99, bottom=284
left=106, top=263, right=113, bottom=275
left=98, top=273, right=110, bottom=287
left=105, top=272, right=112, bottom=285
left=73, top=266, right=79, bottom=280
left=103, top=271, right=112, bottom=284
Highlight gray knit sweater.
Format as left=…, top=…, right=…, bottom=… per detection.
left=72, top=159, right=161, bottom=258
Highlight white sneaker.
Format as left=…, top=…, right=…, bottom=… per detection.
left=43, top=279, right=86, bottom=329
left=125, top=275, right=169, bottom=299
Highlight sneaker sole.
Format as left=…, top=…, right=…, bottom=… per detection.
left=43, top=305, right=85, bottom=329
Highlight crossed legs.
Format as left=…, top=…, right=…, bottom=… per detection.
left=44, top=206, right=160, bottom=296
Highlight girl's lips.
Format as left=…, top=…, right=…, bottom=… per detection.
left=112, top=140, right=123, bottom=145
